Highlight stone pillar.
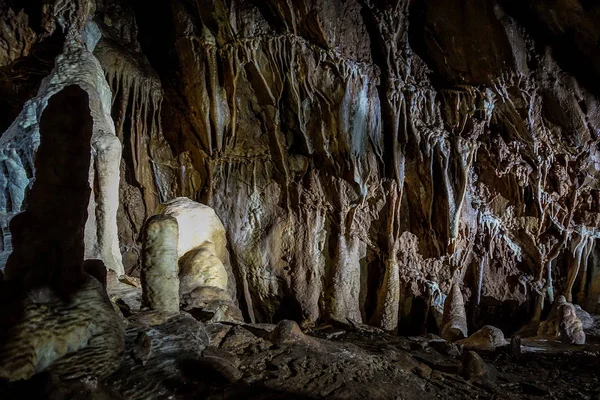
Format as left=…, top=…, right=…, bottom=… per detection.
left=441, top=283, right=468, bottom=341
left=142, top=215, right=180, bottom=312
left=4, top=85, right=93, bottom=294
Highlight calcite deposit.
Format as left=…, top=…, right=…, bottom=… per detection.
left=0, top=0, right=600, bottom=398
left=141, top=214, right=180, bottom=312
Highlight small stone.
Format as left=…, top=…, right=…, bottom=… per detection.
left=270, top=320, right=310, bottom=346
left=131, top=332, right=152, bottom=365
left=429, top=340, right=462, bottom=357
left=459, top=351, right=496, bottom=387
left=413, top=363, right=432, bottom=379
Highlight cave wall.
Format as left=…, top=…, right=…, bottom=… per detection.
left=1, top=0, right=599, bottom=332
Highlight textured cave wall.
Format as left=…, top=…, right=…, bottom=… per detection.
left=1, top=0, right=599, bottom=333
left=120, top=0, right=600, bottom=330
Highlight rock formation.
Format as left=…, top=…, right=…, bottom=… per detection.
left=440, top=284, right=468, bottom=341
left=1, top=0, right=600, bottom=397
left=458, top=325, right=509, bottom=351
left=0, top=85, right=124, bottom=382
left=4, top=85, right=93, bottom=291
left=536, top=295, right=586, bottom=344
left=140, top=198, right=241, bottom=320
left=90, top=0, right=600, bottom=329
left=0, top=3, right=123, bottom=276
left=557, top=296, right=586, bottom=345
left=141, top=214, right=180, bottom=312
left=179, top=242, right=228, bottom=294
left=155, top=197, right=234, bottom=300
left=0, top=275, right=125, bottom=382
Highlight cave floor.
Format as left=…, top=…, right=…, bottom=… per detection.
left=101, top=278, right=600, bottom=400
left=4, top=280, right=599, bottom=400
left=191, top=325, right=600, bottom=400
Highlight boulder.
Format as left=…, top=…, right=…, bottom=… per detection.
left=457, top=326, right=508, bottom=351
left=0, top=276, right=125, bottom=382
left=459, top=351, right=497, bottom=388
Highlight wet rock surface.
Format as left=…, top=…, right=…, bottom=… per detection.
left=5, top=318, right=600, bottom=400
left=1, top=0, right=600, bottom=332
left=2, top=270, right=600, bottom=400
left=1, top=0, right=600, bottom=399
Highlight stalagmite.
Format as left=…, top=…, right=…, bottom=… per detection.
left=565, top=234, right=594, bottom=303
left=142, top=215, right=180, bottom=313
left=441, top=283, right=468, bottom=341
left=373, top=180, right=402, bottom=332
left=179, top=242, right=229, bottom=294
left=86, top=132, right=124, bottom=276
left=156, top=197, right=235, bottom=299
left=0, top=86, right=124, bottom=382
left=557, top=296, right=586, bottom=345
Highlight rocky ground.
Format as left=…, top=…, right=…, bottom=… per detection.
left=106, top=276, right=600, bottom=400
left=2, top=303, right=599, bottom=400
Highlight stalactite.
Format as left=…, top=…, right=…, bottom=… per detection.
left=475, top=255, right=486, bottom=306
left=566, top=234, right=595, bottom=303
left=577, top=239, right=596, bottom=305
left=98, top=43, right=166, bottom=214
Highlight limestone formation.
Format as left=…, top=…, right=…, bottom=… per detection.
left=141, top=215, right=180, bottom=313
left=1, top=0, right=599, bottom=330
left=0, top=85, right=124, bottom=383
left=0, top=274, right=125, bottom=382
left=0, top=19, right=124, bottom=276
left=156, top=198, right=229, bottom=261
left=537, top=295, right=586, bottom=344
left=1, top=0, right=600, bottom=388
left=441, top=284, right=468, bottom=342
left=179, top=242, right=228, bottom=295
left=537, top=298, right=561, bottom=338
left=557, top=296, right=586, bottom=345
left=458, top=326, right=508, bottom=351
left=156, top=197, right=234, bottom=296
left=2, top=0, right=600, bottom=398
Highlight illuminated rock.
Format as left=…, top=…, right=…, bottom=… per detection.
left=141, top=215, right=180, bottom=313
left=179, top=242, right=228, bottom=294
left=156, top=197, right=234, bottom=297
left=441, top=284, right=468, bottom=342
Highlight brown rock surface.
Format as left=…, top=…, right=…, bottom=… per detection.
left=441, top=284, right=469, bottom=341
left=1, top=0, right=600, bottom=398
left=458, top=325, right=509, bottom=351
left=557, top=297, right=586, bottom=345
left=1, top=0, right=600, bottom=332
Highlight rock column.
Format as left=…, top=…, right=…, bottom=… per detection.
left=142, top=215, right=180, bottom=312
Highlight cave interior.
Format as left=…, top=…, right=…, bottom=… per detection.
left=0, top=0, right=600, bottom=399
